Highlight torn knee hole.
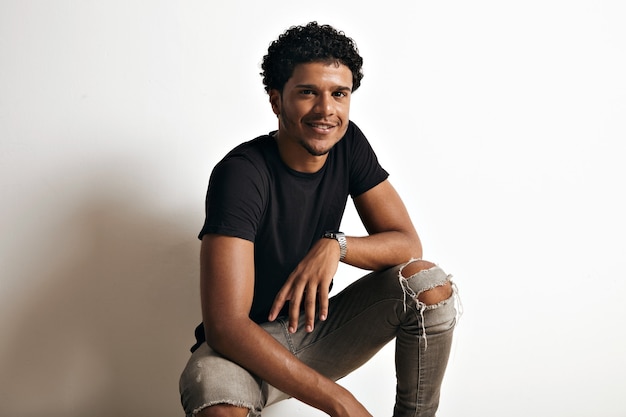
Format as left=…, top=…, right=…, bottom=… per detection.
left=398, top=260, right=454, bottom=309
left=417, top=281, right=453, bottom=305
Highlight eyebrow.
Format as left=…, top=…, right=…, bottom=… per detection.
left=295, top=84, right=352, bottom=92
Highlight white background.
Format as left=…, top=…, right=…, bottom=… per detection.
left=1, top=1, right=625, bottom=416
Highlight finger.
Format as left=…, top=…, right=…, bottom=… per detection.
left=268, top=286, right=291, bottom=321
left=304, top=284, right=318, bottom=332
left=288, top=287, right=303, bottom=333
left=318, top=284, right=329, bottom=322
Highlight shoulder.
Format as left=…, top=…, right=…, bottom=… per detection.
left=343, top=120, right=366, bottom=142
left=222, top=134, right=275, bottom=165
left=339, top=121, right=373, bottom=153
left=337, top=120, right=379, bottom=158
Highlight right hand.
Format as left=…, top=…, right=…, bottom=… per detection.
left=268, top=237, right=341, bottom=333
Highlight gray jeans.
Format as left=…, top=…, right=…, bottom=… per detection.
left=179, top=261, right=459, bottom=417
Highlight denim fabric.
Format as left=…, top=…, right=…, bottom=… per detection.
left=179, top=262, right=458, bottom=417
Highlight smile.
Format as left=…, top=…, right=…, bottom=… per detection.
left=306, top=122, right=337, bottom=132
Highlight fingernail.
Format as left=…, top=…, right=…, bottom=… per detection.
left=306, top=324, right=313, bottom=332
left=320, top=314, right=327, bottom=321
left=289, top=326, right=296, bottom=333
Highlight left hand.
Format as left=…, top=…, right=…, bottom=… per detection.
left=268, top=237, right=341, bottom=333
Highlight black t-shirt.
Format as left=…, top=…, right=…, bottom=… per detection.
left=191, top=121, right=388, bottom=351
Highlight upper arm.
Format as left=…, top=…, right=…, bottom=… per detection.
left=200, top=234, right=255, bottom=334
left=353, top=179, right=418, bottom=238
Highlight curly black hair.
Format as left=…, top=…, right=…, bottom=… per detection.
left=261, top=22, right=364, bottom=94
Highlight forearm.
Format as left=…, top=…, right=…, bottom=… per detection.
left=200, top=235, right=356, bottom=415
left=205, top=318, right=355, bottom=415
left=342, top=230, right=422, bottom=271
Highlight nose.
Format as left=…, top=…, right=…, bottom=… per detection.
left=313, top=93, right=334, bottom=116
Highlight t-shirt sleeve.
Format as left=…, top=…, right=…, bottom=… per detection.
left=198, top=155, right=266, bottom=241
left=348, top=122, right=389, bottom=198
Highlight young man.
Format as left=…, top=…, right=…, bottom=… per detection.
left=179, top=22, right=458, bottom=417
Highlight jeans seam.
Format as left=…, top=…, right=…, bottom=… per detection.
left=276, top=317, right=296, bottom=354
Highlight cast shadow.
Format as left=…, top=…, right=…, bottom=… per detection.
left=0, top=172, right=202, bottom=417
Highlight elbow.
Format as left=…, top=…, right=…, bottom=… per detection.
left=203, top=322, right=224, bottom=351
left=203, top=314, right=249, bottom=354
left=403, top=230, right=422, bottom=261
left=204, top=320, right=232, bottom=353
left=376, top=231, right=422, bottom=270
left=411, top=235, right=423, bottom=260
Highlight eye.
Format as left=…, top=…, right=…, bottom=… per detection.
left=300, top=89, right=315, bottom=95
left=333, top=91, right=349, bottom=98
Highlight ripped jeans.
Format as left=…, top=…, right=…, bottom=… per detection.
left=179, top=261, right=459, bottom=417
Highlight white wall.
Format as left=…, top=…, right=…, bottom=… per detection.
left=1, top=1, right=625, bottom=416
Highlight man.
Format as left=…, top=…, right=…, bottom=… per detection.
left=179, top=22, right=458, bottom=417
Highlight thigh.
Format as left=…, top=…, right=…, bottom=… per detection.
left=288, top=265, right=406, bottom=380
left=289, top=262, right=456, bottom=381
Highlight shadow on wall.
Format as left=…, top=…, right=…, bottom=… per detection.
left=0, top=170, right=201, bottom=417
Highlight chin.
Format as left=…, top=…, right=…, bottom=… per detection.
left=307, top=148, right=331, bottom=157
left=300, top=140, right=334, bottom=157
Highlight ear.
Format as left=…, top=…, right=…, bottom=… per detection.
left=269, top=89, right=281, bottom=116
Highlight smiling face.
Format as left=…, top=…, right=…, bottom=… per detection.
left=269, top=61, right=353, bottom=172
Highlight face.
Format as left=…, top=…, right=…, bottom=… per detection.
left=270, top=61, right=353, bottom=167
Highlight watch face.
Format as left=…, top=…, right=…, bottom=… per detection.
left=324, top=231, right=340, bottom=239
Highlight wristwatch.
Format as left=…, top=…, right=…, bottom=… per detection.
left=323, top=231, right=347, bottom=261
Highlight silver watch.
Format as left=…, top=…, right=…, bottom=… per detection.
left=323, top=231, right=347, bottom=261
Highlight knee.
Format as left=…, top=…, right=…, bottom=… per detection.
left=418, top=281, right=453, bottom=305
left=400, top=259, right=436, bottom=277
left=400, top=259, right=453, bottom=306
